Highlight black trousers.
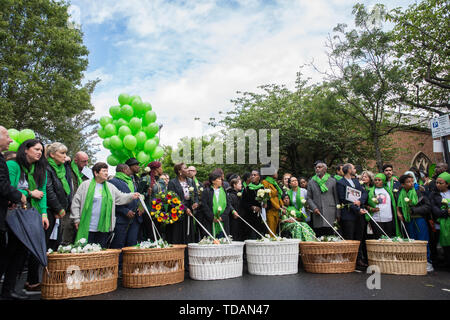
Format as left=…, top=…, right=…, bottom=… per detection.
left=368, top=220, right=395, bottom=239
left=0, top=228, right=28, bottom=294
left=88, top=232, right=112, bottom=249
left=341, top=215, right=367, bottom=262
left=313, top=227, right=335, bottom=237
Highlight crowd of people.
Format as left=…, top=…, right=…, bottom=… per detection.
left=0, top=125, right=449, bottom=300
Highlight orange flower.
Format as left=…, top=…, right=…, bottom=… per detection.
left=157, top=217, right=163, bottom=222
left=171, top=208, right=177, bottom=214
left=173, top=216, right=178, bottom=221
left=172, top=198, right=179, bottom=204
left=155, top=205, right=162, bottom=211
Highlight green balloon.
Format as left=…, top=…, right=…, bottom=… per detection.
left=99, top=116, right=113, bottom=128
left=103, top=137, right=111, bottom=149
left=118, top=125, right=132, bottom=139
left=118, top=93, right=132, bottom=106
left=131, top=97, right=145, bottom=114
left=97, top=128, right=107, bottom=139
left=135, top=131, right=147, bottom=149
left=142, top=102, right=152, bottom=113
left=116, top=118, right=128, bottom=129
left=120, top=105, right=134, bottom=120
left=151, top=146, right=164, bottom=159
left=143, top=122, right=159, bottom=138
left=104, top=123, right=117, bottom=137
left=137, top=151, right=150, bottom=165
left=107, top=154, right=120, bottom=166
left=123, top=135, right=137, bottom=151
left=153, top=136, right=160, bottom=145
left=143, top=139, right=157, bottom=154
left=8, top=129, right=19, bottom=141
left=109, top=105, right=121, bottom=120
left=129, top=117, right=142, bottom=133
left=144, top=110, right=157, bottom=125
left=18, top=129, right=35, bottom=143
left=8, top=140, right=20, bottom=152
left=110, top=135, right=123, bottom=150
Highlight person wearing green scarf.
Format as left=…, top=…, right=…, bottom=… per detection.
left=71, top=162, right=140, bottom=248
left=241, top=170, right=266, bottom=239
left=430, top=172, right=450, bottom=267
left=262, top=170, right=284, bottom=236
left=202, top=171, right=231, bottom=238
left=397, top=173, right=433, bottom=270
left=280, top=194, right=316, bottom=241
left=286, top=176, right=307, bottom=214
left=334, top=164, right=344, bottom=181
left=365, top=173, right=401, bottom=238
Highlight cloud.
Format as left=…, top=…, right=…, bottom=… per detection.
left=71, top=0, right=416, bottom=163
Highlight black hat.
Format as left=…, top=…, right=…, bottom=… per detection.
left=125, top=158, right=139, bottom=167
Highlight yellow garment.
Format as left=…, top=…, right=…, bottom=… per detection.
left=262, top=180, right=283, bottom=236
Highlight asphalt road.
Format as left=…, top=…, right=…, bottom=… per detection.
left=19, top=264, right=450, bottom=301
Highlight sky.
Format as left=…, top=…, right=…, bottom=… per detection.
left=68, top=0, right=417, bottom=163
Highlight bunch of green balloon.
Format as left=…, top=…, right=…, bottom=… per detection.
left=97, top=93, right=164, bottom=167
left=7, top=128, right=36, bottom=152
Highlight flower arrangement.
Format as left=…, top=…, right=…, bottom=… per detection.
left=48, top=238, right=103, bottom=254
left=198, top=236, right=233, bottom=245
left=316, top=235, right=342, bottom=242
left=150, top=191, right=185, bottom=225
left=256, top=188, right=271, bottom=203
left=256, top=234, right=286, bottom=242
left=134, top=238, right=172, bottom=249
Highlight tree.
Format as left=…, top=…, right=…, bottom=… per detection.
left=320, top=3, right=410, bottom=171
left=388, top=0, right=449, bottom=115
left=0, top=0, right=99, bottom=159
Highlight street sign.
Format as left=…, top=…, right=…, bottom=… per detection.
left=430, top=114, right=450, bottom=138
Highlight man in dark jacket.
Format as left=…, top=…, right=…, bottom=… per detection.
left=337, top=163, right=368, bottom=270
left=0, top=126, right=28, bottom=300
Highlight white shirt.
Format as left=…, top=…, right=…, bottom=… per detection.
left=372, top=188, right=392, bottom=222
left=345, top=178, right=355, bottom=188
left=89, top=183, right=104, bottom=232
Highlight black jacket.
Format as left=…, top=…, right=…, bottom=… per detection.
left=407, top=189, right=431, bottom=220
left=429, top=191, right=448, bottom=220
left=46, top=162, right=73, bottom=216
left=0, top=154, right=23, bottom=231
left=201, top=186, right=232, bottom=235
left=336, top=177, right=368, bottom=221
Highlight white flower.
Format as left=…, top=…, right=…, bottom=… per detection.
left=290, top=210, right=296, bottom=217
left=336, top=204, right=342, bottom=209
left=404, top=197, right=410, bottom=203
left=78, top=238, right=87, bottom=245
left=63, top=245, right=72, bottom=252
left=71, top=248, right=77, bottom=254
left=393, top=189, right=399, bottom=193
left=189, top=187, right=194, bottom=192
left=264, top=189, right=271, bottom=194
left=218, top=206, right=222, bottom=212
left=200, top=187, right=204, bottom=192
left=257, top=189, right=265, bottom=197
left=237, top=192, right=242, bottom=197
left=372, top=197, right=378, bottom=203
left=301, top=199, right=307, bottom=204
left=442, top=199, right=448, bottom=205
left=144, top=167, right=150, bottom=173
left=47, top=248, right=53, bottom=254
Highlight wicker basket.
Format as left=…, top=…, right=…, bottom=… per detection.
left=245, top=239, right=301, bottom=275
left=188, top=242, right=245, bottom=280
left=121, top=245, right=186, bottom=288
left=41, top=249, right=121, bottom=300
left=366, top=240, right=427, bottom=275
left=299, top=240, right=360, bottom=273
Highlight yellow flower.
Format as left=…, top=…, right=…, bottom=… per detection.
left=152, top=201, right=156, bottom=205
left=157, top=217, right=163, bottom=222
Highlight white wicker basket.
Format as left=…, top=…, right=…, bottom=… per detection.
left=245, top=239, right=301, bottom=275
left=188, top=242, right=245, bottom=280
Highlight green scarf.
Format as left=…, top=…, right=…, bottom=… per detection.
left=248, top=182, right=264, bottom=190
left=71, top=160, right=84, bottom=186
left=287, top=188, right=304, bottom=210
left=115, top=172, right=135, bottom=192
left=242, top=182, right=247, bottom=189
left=439, top=196, right=450, bottom=246
left=75, top=179, right=113, bottom=243
left=212, top=187, right=227, bottom=237
left=264, top=176, right=282, bottom=200
left=283, top=205, right=307, bottom=221
left=47, top=158, right=71, bottom=195
left=397, top=188, right=419, bottom=223
left=334, top=174, right=343, bottom=181
left=22, top=164, right=42, bottom=214
left=312, top=173, right=330, bottom=193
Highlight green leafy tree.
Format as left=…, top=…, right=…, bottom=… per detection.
left=0, top=0, right=99, bottom=159
left=388, top=0, right=449, bottom=115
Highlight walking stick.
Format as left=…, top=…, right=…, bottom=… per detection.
left=365, top=212, right=391, bottom=239
left=400, top=220, right=411, bottom=241
left=217, top=221, right=232, bottom=244
left=139, top=196, right=161, bottom=243
left=190, top=214, right=217, bottom=241
left=236, top=215, right=268, bottom=239
left=309, top=209, right=345, bottom=241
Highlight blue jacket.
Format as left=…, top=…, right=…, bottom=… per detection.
left=336, top=177, right=368, bottom=221
left=109, top=177, right=142, bottom=225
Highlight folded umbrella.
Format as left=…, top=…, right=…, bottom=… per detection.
left=6, top=207, right=47, bottom=267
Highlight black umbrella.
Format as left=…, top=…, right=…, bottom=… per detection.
left=6, top=207, right=47, bottom=267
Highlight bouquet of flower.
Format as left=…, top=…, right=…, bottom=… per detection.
left=49, top=238, right=103, bottom=254
left=134, top=238, right=172, bottom=249
left=256, top=188, right=271, bottom=203
left=150, top=191, right=185, bottom=225
left=316, top=235, right=342, bottom=242
left=198, top=236, right=233, bottom=245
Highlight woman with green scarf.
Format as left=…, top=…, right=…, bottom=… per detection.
left=365, top=173, right=400, bottom=238
left=241, top=170, right=266, bottom=239
left=280, top=194, right=316, bottom=241
left=201, top=171, right=232, bottom=238
left=430, top=172, right=450, bottom=268
left=70, top=162, right=141, bottom=248
left=397, top=173, right=433, bottom=271
left=7, top=139, right=49, bottom=293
